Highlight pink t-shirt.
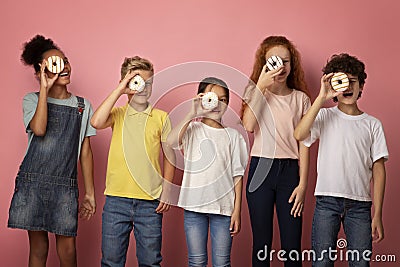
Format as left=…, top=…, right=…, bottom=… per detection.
left=251, top=89, right=310, bottom=159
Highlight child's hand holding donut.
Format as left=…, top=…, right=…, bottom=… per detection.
left=39, top=58, right=59, bottom=92
left=318, top=73, right=342, bottom=101
left=116, top=70, right=138, bottom=95
left=256, top=64, right=284, bottom=95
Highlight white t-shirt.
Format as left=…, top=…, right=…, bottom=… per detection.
left=178, top=121, right=249, bottom=216
left=303, top=106, right=389, bottom=201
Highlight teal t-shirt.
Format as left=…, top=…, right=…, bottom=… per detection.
left=22, top=92, right=96, bottom=158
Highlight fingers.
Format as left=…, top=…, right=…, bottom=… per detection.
left=289, top=193, right=304, bottom=217
left=155, top=202, right=171, bottom=213
left=270, top=65, right=284, bottom=77
left=230, top=221, right=240, bottom=236
left=372, top=226, right=384, bottom=243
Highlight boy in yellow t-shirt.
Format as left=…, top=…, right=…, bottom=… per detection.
left=91, top=56, right=175, bottom=267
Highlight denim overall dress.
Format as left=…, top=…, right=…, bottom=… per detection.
left=8, top=96, right=85, bottom=237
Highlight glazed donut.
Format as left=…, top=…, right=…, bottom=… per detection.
left=128, top=75, right=146, bottom=92
left=266, top=55, right=283, bottom=71
left=330, top=72, right=349, bottom=92
left=47, top=55, right=65, bottom=74
left=201, top=92, right=219, bottom=110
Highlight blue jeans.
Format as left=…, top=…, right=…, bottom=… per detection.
left=184, top=210, right=232, bottom=267
left=312, top=196, right=372, bottom=267
left=101, top=196, right=163, bottom=267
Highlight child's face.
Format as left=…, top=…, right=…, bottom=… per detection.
left=39, top=49, right=71, bottom=86
left=265, top=45, right=291, bottom=83
left=129, top=70, right=153, bottom=105
left=336, top=73, right=363, bottom=105
left=203, top=84, right=228, bottom=120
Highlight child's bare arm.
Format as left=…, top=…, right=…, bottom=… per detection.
left=155, top=143, right=176, bottom=213
left=371, top=158, right=386, bottom=243
left=289, top=143, right=309, bottom=217
left=30, top=59, right=59, bottom=136
left=230, top=176, right=243, bottom=236
left=79, top=137, right=96, bottom=220
left=91, top=71, right=137, bottom=129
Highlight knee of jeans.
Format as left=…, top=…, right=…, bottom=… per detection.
left=188, top=253, right=208, bottom=267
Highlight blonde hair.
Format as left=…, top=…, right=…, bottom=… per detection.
left=120, top=56, right=154, bottom=79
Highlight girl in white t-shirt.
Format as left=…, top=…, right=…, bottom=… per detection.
left=166, top=77, right=248, bottom=267
left=241, top=36, right=311, bottom=267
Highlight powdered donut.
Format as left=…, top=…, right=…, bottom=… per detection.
left=266, top=55, right=283, bottom=71
left=128, top=75, right=146, bottom=92
left=331, top=72, right=349, bottom=92
left=47, top=56, right=65, bottom=74
left=201, top=92, right=219, bottom=110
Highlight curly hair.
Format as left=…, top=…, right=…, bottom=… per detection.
left=248, top=36, right=310, bottom=97
left=323, top=53, right=367, bottom=86
left=120, top=56, right=154, bottom=80
left=21, top=35, right=60, bottom=73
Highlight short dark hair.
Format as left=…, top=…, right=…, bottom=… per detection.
left=197, top=77, right=230, bottom=103
left=21, top=35, right=60, bottom=73
left=323, top=53, right=367, bottom=86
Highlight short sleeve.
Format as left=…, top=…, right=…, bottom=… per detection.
left=231, top=131, right=249, bottom=177
left=179, top=121, right=194, bottom=150
left=371, top=120, right=389, bottom=162
left=23, top=93, right=39, bottom=132
left=161, top=114, right=172, bottom=142
left=84, top=99, right=96, bottom=137
left=302, top=108, right=324, bottom=147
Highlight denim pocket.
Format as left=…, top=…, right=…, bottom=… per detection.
left=11, top=179, right=27, bottom=207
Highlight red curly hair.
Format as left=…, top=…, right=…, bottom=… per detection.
left=240, top=36, right=310, bottom=119
left=249, top=36, right=309, bottom=96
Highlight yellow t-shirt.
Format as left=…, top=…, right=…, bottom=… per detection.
left=104, top=103, right=171, bottom=200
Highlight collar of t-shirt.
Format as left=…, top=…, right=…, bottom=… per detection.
left=127, top=103, right=153, bottom=117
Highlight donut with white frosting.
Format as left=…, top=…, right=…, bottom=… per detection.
left=47, top=56, right=65, bottom=74
left=266, top=55, right=283, bottom=71
left=331, top=72, right=349, bottom=92
left=128, top=75, right=146, bottom=92
left=201, top=92, right=219, bottom=110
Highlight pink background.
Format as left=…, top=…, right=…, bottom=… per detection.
left=1, top=0, right=399, bottom=266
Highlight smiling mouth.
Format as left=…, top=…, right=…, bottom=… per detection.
left=59, top=72, right=69, bottom=77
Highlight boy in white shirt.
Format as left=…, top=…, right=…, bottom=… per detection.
left=294, top=54, right=388, bottom=267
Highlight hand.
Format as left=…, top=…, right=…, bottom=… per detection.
left=230, top=211, right=241, bottom=237
left=155, top=185, right=173, bottom=213
left=155, top=201, right=171, bottom=213
left=79, top=194, right=96, bottom=220
left=188, top=93, right=212, bottom=118
left=372, top=216, right=384, bottom=243
left=115, top=70, right=139, bottom=95
left=39, top=59, right=59, bottom=92
left=318, top=73, right=343, bottom=101
left=288, top=185, right=306, bottom=217
left=256, top=64, right=284, bottom=94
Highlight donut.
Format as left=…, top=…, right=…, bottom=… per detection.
left=266, top=55, right=283, bottom=71
left=47, top=55, right=65, bottom=74
left=201, top=92, right=219, bottom=110
left=128, top=75, right=146, bottom=92
left=330, top=72, right=349, bottom=92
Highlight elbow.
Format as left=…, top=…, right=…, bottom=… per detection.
left=90, top=117, right=101, bottom=129
left=242, top=120, right=255, bottom=133
left=293, top=129, right=307, bottom=142
left=32, top=127, right=46, bottom=137
left=165, top=136, right=177, bottom=149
